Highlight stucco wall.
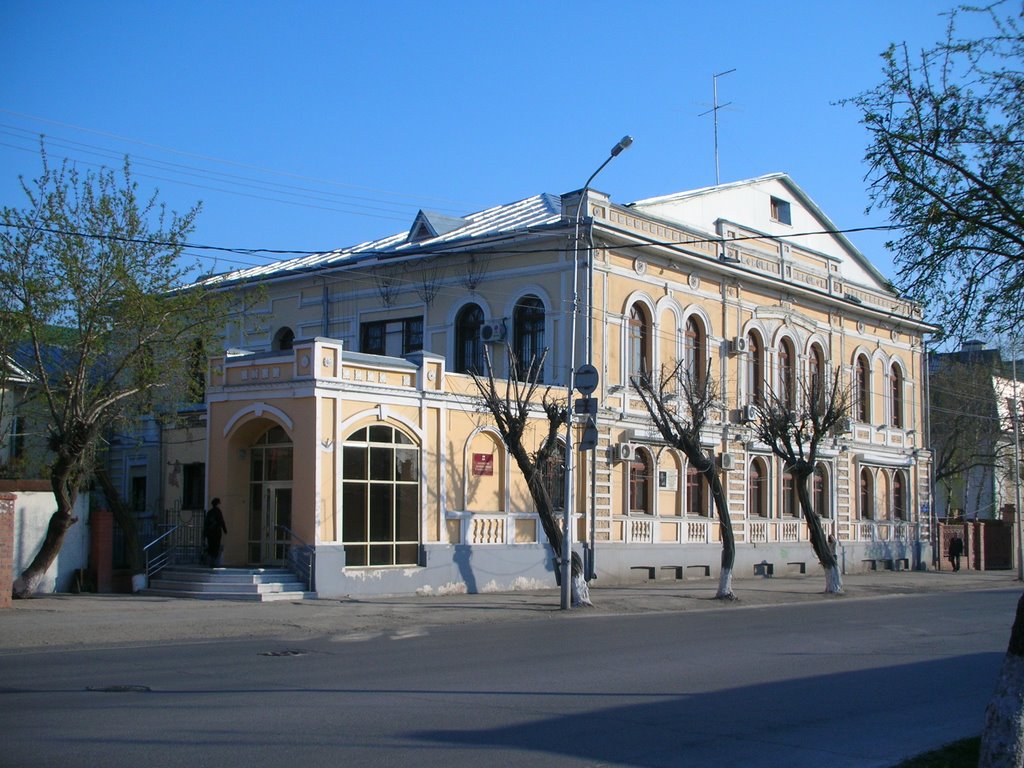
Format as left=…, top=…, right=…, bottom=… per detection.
left=11, top=490, right=90, bottom=593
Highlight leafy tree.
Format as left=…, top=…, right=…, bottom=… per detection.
left=469, top=345, right=592, bottom=607
left=845, top=2, right=1024, bottom=339
left=979, top=593, right=1024, bottom=768
left=748, top=372, right=851, bottom=594
left=633, top=362, right=737, bottom=600
left=0, top=148, right=228, bottom=597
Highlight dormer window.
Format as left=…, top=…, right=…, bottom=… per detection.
left=407, top=210, right=467, bottom=243
left=770, top=196, right=792, bottom=225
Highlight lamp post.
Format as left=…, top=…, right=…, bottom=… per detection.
left=561, top=135, right=633, bottom=610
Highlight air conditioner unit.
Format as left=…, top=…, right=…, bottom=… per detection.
left=729, top=336, right=749, bottom=355
left=658, top=470, right=678, bottom=490
left=612, top=442, right=637, bottom=462
left=741, top=404, right=758, bottom=423
left=836, top=417, right=853, bottom=434
left=479, top=319, right=507, bottom=343
left=719, top=452, right=736, bottom=471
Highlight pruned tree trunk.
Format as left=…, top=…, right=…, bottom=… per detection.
left=979, top=594, right=1024, bottom=768
left=704, top=461, right=736, bottom=600
left=797, top=469, right=842, bottom=594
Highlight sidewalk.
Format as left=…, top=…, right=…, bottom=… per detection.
left=0, top=569, right=1018, bottom=652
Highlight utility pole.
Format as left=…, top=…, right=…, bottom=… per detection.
left=698, top=68, right=736, bottom=185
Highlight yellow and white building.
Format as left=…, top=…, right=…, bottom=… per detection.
left=182, top=173, right=936, bottom=596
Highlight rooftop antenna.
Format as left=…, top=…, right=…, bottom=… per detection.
left=698, top=68, right=736, bottom=185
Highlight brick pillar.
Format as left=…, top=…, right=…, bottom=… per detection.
left=0, top=493, right=15, bottom=608
left=89, top=507, right=113, bottom=594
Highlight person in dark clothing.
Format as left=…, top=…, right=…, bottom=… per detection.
left=203, top=498, right=227, bottom=566
left=949, top=535, right=964, bottom=572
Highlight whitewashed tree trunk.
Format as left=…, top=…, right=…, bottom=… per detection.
left=571, top=574, right=592, bottom=607
left=716, top=566, right=734, bottom=600
left=824, top=565, right=843, bottom=594
left=979, top=595, right=1024, bottom=768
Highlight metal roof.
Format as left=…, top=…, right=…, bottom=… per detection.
left=198, top=192, right=563, bottom=288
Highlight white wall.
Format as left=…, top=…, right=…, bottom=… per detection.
left=12, top=491, right=90, bottom=593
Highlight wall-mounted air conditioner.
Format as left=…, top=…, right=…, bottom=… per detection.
left=719, top=452, right=736, bottom=471
left=612, top=442, right=637, bottom=462
left=741, top=404, right=758, bottom=423
left=729, top=336, right=749, bottom=355
left=479, top=319, right=507, bottom=343
left=835, top=417, right=853, bottom=434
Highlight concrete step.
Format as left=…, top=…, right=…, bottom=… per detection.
left=142, top=566, right=315, bottom=602
left=143, top=588, right=315, bottom=602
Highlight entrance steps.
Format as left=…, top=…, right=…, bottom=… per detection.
left=143, top=566, right=315, bottom=602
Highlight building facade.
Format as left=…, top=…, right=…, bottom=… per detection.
left=159, top=174, right=936, bottom=596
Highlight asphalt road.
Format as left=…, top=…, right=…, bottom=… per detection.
left=0, top=585, right=1017, bottom=768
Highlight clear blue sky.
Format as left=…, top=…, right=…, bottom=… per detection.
left=1, top=1, right=973, bottom=284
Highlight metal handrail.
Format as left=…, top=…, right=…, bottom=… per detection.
left=275, top=524, right=315, bottom=592
left=143, top=524, right=180, bottom=579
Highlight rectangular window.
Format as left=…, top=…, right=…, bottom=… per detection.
left=770, top=196, right=792, bottom=225
left=360, top=317, right=423, bottom=356
left=182, top=463, right=205, bottom=510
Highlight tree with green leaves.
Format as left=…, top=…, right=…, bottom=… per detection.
left=0, top=148, right=228, bottom=597
left=845, top=2, right=1024, bottom=339
left=748, top=372, right=851, bottom=594
left=633, top=362, right=737, bottom=600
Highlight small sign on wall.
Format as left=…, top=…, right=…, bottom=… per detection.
left=472, top=453, right=494, bottom=476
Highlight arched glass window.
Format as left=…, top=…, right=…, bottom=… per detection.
left=779, top=338, right=796, bottom=409
left=814, top=463, right=830, bottom=518
left=513, top=295, right=545, bottom=382
left=686, top=464, right=707, bottom=516
left=272, top=327, right=295, bottom=351
left=629, top=449, right=652, bottom=514
left=341, top=425, right=420, bottom=567
left=809, top=343, right=826, bottom=409
left=856, top=355, right=871, bottom=423
left=455, top=303, right=484, bottom=374
left=684, top=316, right=706, bottom=387
left=628, top=303, right=651, bottom=377
left=539, top=441, right=565, bottom=511
left=893, top=470, right=907, bottom=520
left=782, top=468, right=798, bottom=517
left=748, top=458, right=768, bottom=517
left=890, top=363, right=904, bottom=428
left=859, top=467, right=874, bottom=520
left=748, top=332, right=765, bottom=405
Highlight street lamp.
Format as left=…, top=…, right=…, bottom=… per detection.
left=561, top=135, right=633, bottom=610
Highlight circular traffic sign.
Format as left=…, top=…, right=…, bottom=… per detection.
left=574, top=364, right=599, bottom=395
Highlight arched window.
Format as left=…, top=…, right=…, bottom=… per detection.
left=890, top=363, right=904, bottom=428
left=513, top=295, right=545, bottom=382
left=272, top=327, right=295, bottom=351
left=748, top=332, right=765, bottom=405
left=684, top=316, right=706, bottom=386
left=782, top=467, right=798, bottom=517
left=341, top=425, right=420, bottom=566
left=859, top=467, right=874, bottom=520
left=686, top=464, right=707, bottom=516
left=814, top=463, right=830, bottom=518
left=893, top=470, right=907, bottom=520
left=539, top=441, right=565, bottom=511
left=809, top=343, right=826, bottom=409
left=629, top=449, right=653, bottom=514
left=782, top=335, right=798, bottom=409
left=748, top=458, right=768, bottom=517
left=856, top=355, right=871, bottom=423
left=454, top=303, right=484, bottom=374
left=628, top=303, right=651, bottom=377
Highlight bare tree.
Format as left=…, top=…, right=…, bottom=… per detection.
left=633, top=361, right=737, bottom=599
left=469, top=344, right=591, bottom=606
left=749, top=371, right=851, bottom=594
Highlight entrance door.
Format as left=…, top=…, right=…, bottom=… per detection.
left=249, top=483, right=292, bottom=565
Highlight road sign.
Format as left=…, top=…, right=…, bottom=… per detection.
left=580, top=417, right=599, bottom=450
left=575, top=364, right=599, bottom=395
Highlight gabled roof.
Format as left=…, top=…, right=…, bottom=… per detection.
left=629, top=172, right=890, bottom=290
left=200, top=193, right=563, bottom=287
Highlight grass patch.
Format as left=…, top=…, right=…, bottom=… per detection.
left=891, top=736, right=980, bottom=767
